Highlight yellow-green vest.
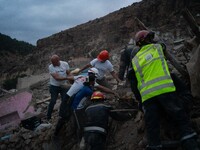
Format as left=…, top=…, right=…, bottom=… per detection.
left=132, top=44, right=176, bottom=103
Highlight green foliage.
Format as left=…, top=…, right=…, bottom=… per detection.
left=0, top=33, right=36, bottom=55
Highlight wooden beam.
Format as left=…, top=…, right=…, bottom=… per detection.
left=182, top=8, right=200, bottom=42
left=36, top=97, right=51, bottom=104
left=135, top=17, right=148, bottom=30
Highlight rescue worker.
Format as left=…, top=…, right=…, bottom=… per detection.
left=131, top=30, right=199, bottom=150
left=83, top=91, right=129, bottom=150
left=47, top=54, right=71, bottom=121
left=118, top=38, right=136, bottom=81
left=118, top=38, right=142, bottom=107
left=71, top=72, right=121, bottom=144
left=53, top=68, right=119, bottom=137
left=78, top=50, right=121, bottom=88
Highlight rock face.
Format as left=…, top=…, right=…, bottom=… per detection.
left=31, top=0, right=199, bottom=74
left=1, top=0, right=199, bottom=85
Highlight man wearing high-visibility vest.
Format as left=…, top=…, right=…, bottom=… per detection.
left=131, top=30, right=199, bottom=150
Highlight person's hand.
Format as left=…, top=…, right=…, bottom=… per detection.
left=71, top=68, right=81, bottom=75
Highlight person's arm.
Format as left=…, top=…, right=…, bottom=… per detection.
left=67, top=70, right=74, bottom=84
left=118, top=50, right=127, bottom=81
left=110, top=71, right=122, bottom=83
left=51, top=73, right=74, bottom=81
left=66, top=70, right=71, bottom=76
left=78, top=63, right=92, bottom=73
left=118, top=61, right=127, bottom=81
left=96, top=85, right=119, bottom=98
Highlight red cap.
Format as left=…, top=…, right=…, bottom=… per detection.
left=97, top=50, right=109, bottom=61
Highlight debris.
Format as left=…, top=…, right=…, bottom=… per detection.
left=36, top=97, right=51, bottom=105
left=174, top=39, right=185, bottom=44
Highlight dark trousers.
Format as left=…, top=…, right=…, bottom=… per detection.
left=47, top=85, right=68, bottom=119
left=143, top=92, right=194, bottom=147
left=96, top=77, right=110, bottom=88
left=54, top=94, right=73, bottom=136
left=84, top=132, right=106, bottom=150
left=59, top=94, right=72, bottom=119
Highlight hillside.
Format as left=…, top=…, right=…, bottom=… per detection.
left=0, top=33, right=36, bottom=88
left=0, top=33, right=35, bottom=55
left=0, top=0, right=199, bottom=86
left=34, top=0, right=199, bottom=69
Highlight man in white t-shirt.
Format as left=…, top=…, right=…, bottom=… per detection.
left=47, top=54, right=70, bottom=120
left=78, top=50, right=121, bottom=88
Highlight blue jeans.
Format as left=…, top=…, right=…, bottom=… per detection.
left=71, top=86, right=93, bottom=110
left=47, top=85, right=68, bottom=119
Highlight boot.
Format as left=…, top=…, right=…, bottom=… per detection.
left=182, top=138, right=199, bottom=150
left=54, top=118, right=65, bottom=136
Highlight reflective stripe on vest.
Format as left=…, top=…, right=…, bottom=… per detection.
left=84, top=126, right=107, bottom=134
left=132, top=44, right=176, bottom=102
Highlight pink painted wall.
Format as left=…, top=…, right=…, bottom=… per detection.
left=0, top=91, right=34, bottom=130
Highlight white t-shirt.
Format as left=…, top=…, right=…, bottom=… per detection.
left=67, top=75, right=99, bottom=97
left=49, top=61, right=70, bottom=86
left=90, top=58, right=114, bottom=79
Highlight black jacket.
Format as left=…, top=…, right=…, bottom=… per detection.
left=118, top=44, right=138, bottom=80
left=84, top=102, right=128, bottom=131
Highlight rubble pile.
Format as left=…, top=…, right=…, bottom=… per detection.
left=0, top=77, right=138, bottom=150
left=1, top=29, right=200, bottom=149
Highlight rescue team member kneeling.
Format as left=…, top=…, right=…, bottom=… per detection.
left=131, top=30, right=199, bottom=150
left=83, top=91, right=130, bottom=150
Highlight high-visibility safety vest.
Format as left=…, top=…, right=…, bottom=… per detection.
left=132, top=44, right=176, bottom=103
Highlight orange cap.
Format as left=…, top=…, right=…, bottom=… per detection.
left=97, top=50, right=109, bottom=61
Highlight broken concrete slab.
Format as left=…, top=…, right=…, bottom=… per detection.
left=0, top=91, right=34, bottom=130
